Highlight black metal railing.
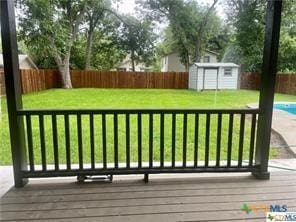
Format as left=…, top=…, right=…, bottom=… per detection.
left=17, top=108, right=260, bottom=178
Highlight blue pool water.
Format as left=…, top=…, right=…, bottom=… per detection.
left=274, top=103, right=296, bottom=115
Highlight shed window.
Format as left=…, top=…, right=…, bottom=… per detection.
left=203, top=56, right=210, bottom=63
left=224, top=68, right=232, bottom=76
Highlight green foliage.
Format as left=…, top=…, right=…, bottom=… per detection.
left=222, top=41, right=243, bottom=64
left=117, top=15, right=157, bottom=69
left=278, top=32, right=296, bottom=72
left=17, top=0, right=155, bottom=71
left=70, top=13, right=125, bottom=70
left=18, top=0, right=87, bottom=63
left=225, top=0, right=265, bottom=71
left=138, top=0, right=226, bottom=68
left=225, top=0, right=296, bottom=72
left=156, top=27, right=178, bottom=57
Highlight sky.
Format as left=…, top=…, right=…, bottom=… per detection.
left=114, top=0, right=226, bottom=18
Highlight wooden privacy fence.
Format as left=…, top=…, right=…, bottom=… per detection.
left=21, top=69, right=60, bottom=94
left=240, top=72, right=296, bottom=95
left=2, top=70, right=296, bottom=95
left=0, top=69, right=188, bottom=95
left=71, top=70, right=188, bottom=89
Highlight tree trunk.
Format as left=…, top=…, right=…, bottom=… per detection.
left=85, top=29, right=94, bottom=70
left=131, top=50, right=135, bottom=72
left=185, top=52, right=190, bottom=71
left=195, top=37, right=202, bottom=63
left=57, top=56, right=72, bottom=88
left=50, top=36, right=73, bottom=88
left=195, top=0, right=218, bottom=62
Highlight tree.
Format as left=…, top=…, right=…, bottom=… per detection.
left=194, top=0, right=218, bottom=62
left=224, top=0, right=266, bottom=71
left=138, top=0, right=222, bottom=70
left=278, top=32, right=296, bottom=72
left=83, top=0, right=114, bottom=70
left=117, top=15, right=156, bottom=71
left=18, top=0, right=87, bottom=88
left=224, top=0, right=296, bottom=72
left=70, top=30, right=125, bottom=70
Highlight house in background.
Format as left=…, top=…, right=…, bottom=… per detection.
left=160, top=50, right=219, bottom=72
left=0, top=54, right=38, bottom=95
left=115, top=55, right=152, bottom=72
left=0, top=54, right=38, bottom=70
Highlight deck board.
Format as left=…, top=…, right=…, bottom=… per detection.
left=1, top=172, right=296, bottom=221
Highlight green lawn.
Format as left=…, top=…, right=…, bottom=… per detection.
left=1, top=89, right=296, bottom=166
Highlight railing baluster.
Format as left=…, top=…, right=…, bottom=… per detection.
left=216, top=114, right=222, bottom=167
left=77, top=114, right=83, bottom=170
left=18, top=109, right=261, bottom=177
left=102, top=114, right=107, bottom=169
left=238, top=114, right=245, bottom=167
left=126, top=114, right=130, bottom=168
left=227, top=114, right=234, bottom=167
left=39, top=114, right=46, bottom=171
left=160, top=113, right=165, bottom=167
left=114, top=114, right=118, bottom=169
left=26, top=115, right=34, bottom=171
left=249, top=114, right=257, bottom=167
left=90, top=114, right=95, bottom=169
left=205, top=114, right=211, bottom=167
left=194, top=114, right=199, bottom=168
left=171, top=113, right=176, bottom=167
left=137, top=114, right=142, bottom=168
left=64, top=114, right=71, bottom=170
left=149, top=114, right=153, bottom=168
left=52, top=114, right=59, bottom=171
left=182, top=113, right=187, bottom=167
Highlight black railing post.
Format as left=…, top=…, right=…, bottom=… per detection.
left=253, top=0, right=282, bottom=179
left=0, top=0, right=28, bottom=187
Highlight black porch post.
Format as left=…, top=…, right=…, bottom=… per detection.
left=1, top=0, right=28, bottom=187
left=253, top=0, right=282, bottom=179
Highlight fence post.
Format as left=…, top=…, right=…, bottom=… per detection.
left=253, top=0, right=282, bottom=179
left=0, top=0, right=28, bottom=187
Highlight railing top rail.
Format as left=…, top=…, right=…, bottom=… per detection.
left=17, top=108, right=261, bottom=115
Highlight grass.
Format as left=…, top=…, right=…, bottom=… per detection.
left=1, top=89, right=296, bottom=166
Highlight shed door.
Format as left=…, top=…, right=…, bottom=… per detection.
left=203, top=68, right=218, bottom=90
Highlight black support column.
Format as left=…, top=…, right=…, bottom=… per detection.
left=0, top=0, right=28, bottom=187
left=253, top=0, right=283, bottom=179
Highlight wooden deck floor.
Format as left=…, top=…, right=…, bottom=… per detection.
left=1, top=172, right=296, bottom=221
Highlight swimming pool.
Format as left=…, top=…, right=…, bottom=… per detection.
left=274, top=103, right=296, bottom=115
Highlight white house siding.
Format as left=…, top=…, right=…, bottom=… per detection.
left=197, top=67, right=204, bottom=90
left=203, top=52, right=217, bottom=63
left=160, top=57, right=168, bottom=72
left=188, top=65, right=197, bottom=89
left=161, top=53, right=186, bottom=72
left=117, top=61, right=148, bottom=72
left=203, top=68, right=219, bottom=89
left=161, top=51, right=218, bottom=72
left=188, top=63, right=239, bottom=91
left=217, top=67, right=239, bottom=89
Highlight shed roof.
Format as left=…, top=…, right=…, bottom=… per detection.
left=193, top=63, right=239, bottom=68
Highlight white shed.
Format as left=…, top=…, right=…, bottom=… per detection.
left=189, top=63, right=240, bottom=91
